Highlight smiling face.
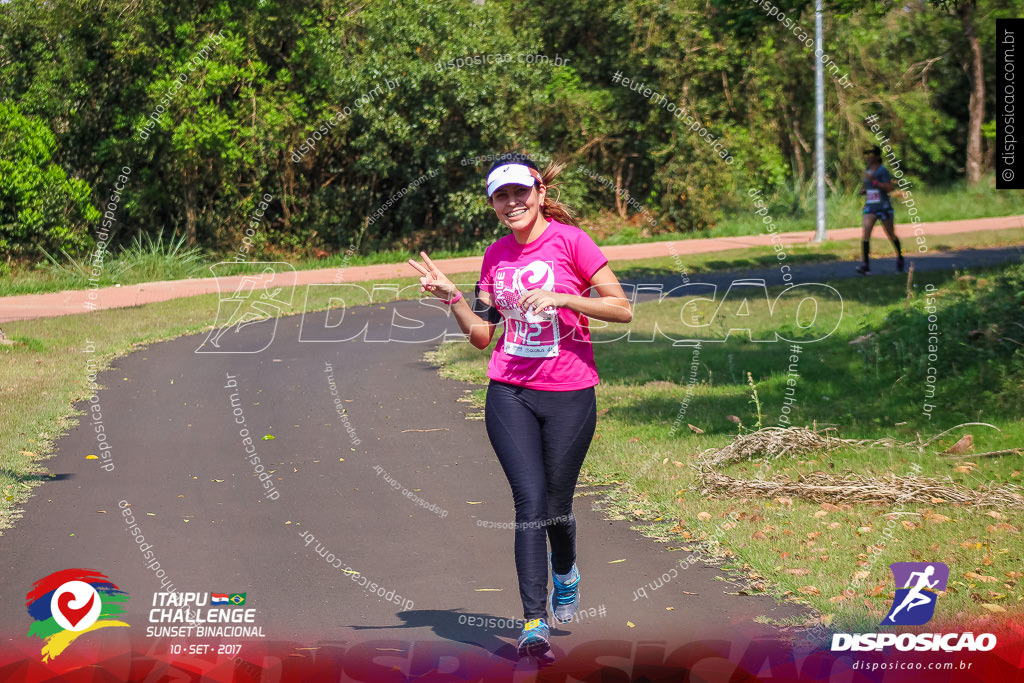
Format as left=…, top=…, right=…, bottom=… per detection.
left=487, top=181, right=548, bottom=234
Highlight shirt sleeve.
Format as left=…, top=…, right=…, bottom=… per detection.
left=877, top=167, right=891, bottom=185
left=474, top=246, right=501, bottom=324
left=573, top=228, right=609, bottom=282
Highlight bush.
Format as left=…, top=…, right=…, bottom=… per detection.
left=0, top=102, right=100, bottom=259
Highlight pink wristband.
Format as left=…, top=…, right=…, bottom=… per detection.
left=440, top=290, right=462, bottom=306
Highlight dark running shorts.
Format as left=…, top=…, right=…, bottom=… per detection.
left=863, top=205, right=894, bottom=222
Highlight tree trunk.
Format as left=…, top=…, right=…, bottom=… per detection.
left=960, top=2, right=984, bottom=185
left=184, top=165, right=198, bottom=245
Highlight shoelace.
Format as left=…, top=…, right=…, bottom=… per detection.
left=552, top=574, right=578, bottom=606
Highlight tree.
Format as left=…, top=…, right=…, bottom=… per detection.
left=0, top=101, right=100, bottom=263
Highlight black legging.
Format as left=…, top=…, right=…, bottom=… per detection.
left=484, top=380, right=597, bottom=620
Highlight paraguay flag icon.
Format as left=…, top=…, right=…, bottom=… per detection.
left=882, top=562, right=949, bottom=626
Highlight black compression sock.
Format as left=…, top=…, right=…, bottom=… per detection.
left=892, top=238, right=902, bottom=258
left=861, top=241, right=870, bottom=269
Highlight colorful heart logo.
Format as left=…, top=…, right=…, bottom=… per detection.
left=49, top=581, right=101, bottom=632
left=56, top=590, right=95, bottom=628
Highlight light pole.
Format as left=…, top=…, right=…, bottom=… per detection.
left=813, top=0, right=828, bottom=242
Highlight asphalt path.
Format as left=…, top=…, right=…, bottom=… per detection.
left=2, top=244, right=1022, bottom=679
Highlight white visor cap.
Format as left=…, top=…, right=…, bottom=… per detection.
left=486, top=163, right=542, bottom=198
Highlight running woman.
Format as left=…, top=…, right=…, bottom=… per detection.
left=408, top=153, right=632, bottom=657
left=857, top=146, right=904, bottom=275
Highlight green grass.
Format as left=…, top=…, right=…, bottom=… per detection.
left=705, top=179, right=1024, bottom=239
left=429, top=262, right=1024, bottom=633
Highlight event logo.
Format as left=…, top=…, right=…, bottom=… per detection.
left=26, top=569, right=130, bottom=662
left=882, top=562, right=949, bottom=626
left=197, top=262, right=296, bottom=354
left=832, top=560, right=996, bottom=653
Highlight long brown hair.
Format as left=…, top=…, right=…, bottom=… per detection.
left=539, top=161, right=579, bottom=227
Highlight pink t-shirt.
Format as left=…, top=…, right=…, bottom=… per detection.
left=477, top=220, right=609, bottom=391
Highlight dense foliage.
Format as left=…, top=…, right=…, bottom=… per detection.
left=0, top=0, right=1014, bottom=262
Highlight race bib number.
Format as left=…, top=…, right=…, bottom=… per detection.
left=866, top=189, right=881, bottom=203
left=503, top=317, right=560, bottom=358
left=492, top=260, right=561, bottom=358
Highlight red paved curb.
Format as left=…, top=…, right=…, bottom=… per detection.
left=2, top=215, right=1022, bottom=324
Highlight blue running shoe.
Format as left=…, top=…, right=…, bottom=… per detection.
left=517, top=618, right=550, bottom=656
left=549, top=560, right=581, bottom=623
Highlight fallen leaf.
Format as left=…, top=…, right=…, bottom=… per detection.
left=813, top=510, right=828, bottom=518
left=339, top=458, right=344, bottom=461
left=929, top=497, right=946, bottom=504
left=687, top=424, right=704, bottom=434
left=797, top=585, right=821, bottom=595
left=827, top=522, right=842, bottom=529
left=901, top=521, right=916, bottom=530
left=942, top=434, right=974, bottom=454
left=96, top=510, right=107, bottom=514
left=262, top=434, right=275, bottom=440
left=1005, top=571, right=1023, bottom=580
left=786, top=568, right=811, bottom=576
left=986, top=511, right=1003, bottom=520
left=697, top=511, right=712, bottom=521
left=821, top=502, right=843, bottom=512
left=925, top=513, right=951, bottom=524
left=980, top=603, right=1006, bottom=613
left=752, top=531, right=767, bottom=540
left=466, top=501, right=483, bottom=504
left=726, top=415, right=741, bottom=424
left=626, top=621, right=636, bottom=628
left=86, top=454, right=98, bottom=460
left=474, top=588, right=503, bottom=592
left=666, top=606, right=675, bottom=610
left=608, top=559, right=627, bottom=564
left=775, top=497, right=793, bottom=507
left=987, top=523, right=1019, bottom=534
left=829, top=595, right=848, bottom=603
left=964, top=572, right=999, bottom=584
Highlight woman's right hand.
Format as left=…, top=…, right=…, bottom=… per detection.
left=407, top=251, right=457, bottom=300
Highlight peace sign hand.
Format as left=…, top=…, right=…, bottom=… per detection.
left=407, top=251, right=457, bottom=300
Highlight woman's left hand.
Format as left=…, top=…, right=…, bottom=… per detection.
left=519, top=289, right=568, bottom=316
